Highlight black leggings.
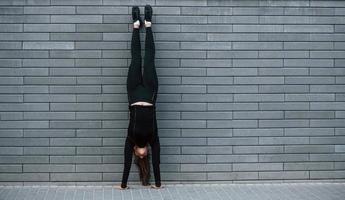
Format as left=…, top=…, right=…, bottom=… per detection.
left=126, top=27, right=158, bottom=105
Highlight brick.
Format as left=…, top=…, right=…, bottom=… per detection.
left=284, top=42, right=333, bottom=50
left=234, top=94, right=284, bottom=102
left=259, top=154, right=309, bottom=162
left=284, top=7, right=334, bottom=15
left=207, top=155, right=258, bottom=163
left=207, top=172, right=258, bottom=180
left=24, top=147, right=75, bottom=155
left=181, top=42, right=232, bottom=50
left=51, top=0, right=102, bottom=5
left=208, top=51, right=258, bottom=58
left=0, top=7, right=23, bottom=14
left=259, top=85, right=309, bottom=93
left=234, top=111, right=283, bottom=119
left=234, top=7, right=283, bottom=15
left=24, top=6, right=75, bottom=14
left=285, top=128, right=334, bottom=136
left=259, top=120, right=309, bottom=128
left=181, top=164, right=231, bottom=172
left=286, top=77, right=334, bottom=84
left=51, top=15, right=102, bottom=23
left=259, top=102, right=309, bottom=110
left=285, top=94, right=335, bottom=101
left=182, top=77, right=233, bottom=85
left=75, top=42, right=126, bottom=49
left=182, top=94, right=233, bottom=102
left=77, top=24, right=127, bottom=32
left=156, top=0, right=206, bottom=6
left=310, top=154, right=345, bottom=161
left=0, top=42, right=21, bottom=49
left=234, top=25, right=283, bottom=32
left=310, top=119, right=345, bottom=127
left=284, top=162, right=333, bottom=170
left=259, top=51, right=308, bottom=58
left=208, top=16, right=258, bottom=24
left=23, top=164, right=75, bottom=172
left=310, top=33, right=345, bottom=41
left=208, top=138, right=258, bottom=146
left=76, top=6, right=128, bottom=14
left=259, top=68, right=308, bottom=76
left=182, top=146, right=233, bottom=154
left=181, top=25, right=233, bottom=32
left=259, top=16, right=309, bottom=24
left=207, top=120, right=258, bottom=128
left=51, top=103, right=102, bottom=111
left=285, top=111, right=334, bottom=119
left=0, top=15, right=49, bottom=23
left=259, top=171, right=309, bottom=179
left=23, top=42, right=74, bottom=49
left=208, top=103, right=258, bottom=111
left=207, top=85, right=258, bottom=93
left=24, top=94, right=76, bottom=103
left=0, top=138, right=49, bottom=146
left=0, top=173, right=49, bottom=181
left=233, top=163, right=283, bottom=171
left=182, top=129, right=232, bottom=137
left=233, top=42, right=282, bottom=50
left=284, top=59, right=333, bottom=67
left=50, top=121, right=102, bottom=129
left=24, top=129, right=75, bottom=137
left=181, top=59, right=232, bottom=67
left=310, top=85, right=345, bottom=93
left=208, top=68, right=258, bottom=76
left=311, top=51, right=345, bottom=58
left=51, top=138, right=102, bottom=146
left=0, top=33, right=49, bottom=41
left=284, top=25, right=334, bottom=32
left=208, top=33, right=258, bottom=41
left=24, top=24, right=75, bottom=32
left=182, top=111, right=232, bottom=119
left=24, top=112, right=75, bottom=120
left=234, top=77, right=284, bottom=84
left=259, top=33, right=309, bottom=41
left=233, top=128, right=283, bottom=137
left=50, top=33, right=102, bottom=41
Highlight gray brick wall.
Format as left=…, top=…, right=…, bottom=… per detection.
left=0, top=0, right=345, bottom=184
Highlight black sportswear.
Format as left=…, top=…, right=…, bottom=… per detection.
left=120, top=104, right=161, bottom=188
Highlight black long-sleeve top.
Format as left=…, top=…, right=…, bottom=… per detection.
left=121, top=104, right=161, bottom=188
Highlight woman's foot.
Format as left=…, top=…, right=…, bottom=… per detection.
left=132, top=6, right=143, bottom=29
left=144, top=4, right=152, bottom=28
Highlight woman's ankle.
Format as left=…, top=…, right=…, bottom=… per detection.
left=144, top=20, right=151, bottom=28
left=133, top=20, right=140, bottom=29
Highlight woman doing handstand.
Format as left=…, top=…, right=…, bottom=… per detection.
left=115, top=4, right=161, bottom=190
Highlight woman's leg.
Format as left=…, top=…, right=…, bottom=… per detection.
left=143, top=26, right=158, bottom=104
left=127, top=28, right=143, bottom=104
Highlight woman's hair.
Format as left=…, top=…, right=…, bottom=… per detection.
left=134, top=148, right=151, bottom=185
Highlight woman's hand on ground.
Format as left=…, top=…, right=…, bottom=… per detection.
left=113, top=185, right=129, bottom=190
left=150, top=185, right=164, bottom=189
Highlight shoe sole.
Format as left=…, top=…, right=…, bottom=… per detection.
left=145, top=5, right=152, bottom=21
left=132, top=6, right=143, bottom=27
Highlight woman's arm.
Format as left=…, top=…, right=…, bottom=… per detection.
left=149, top=130, right=161, bottom=187
left=121, top=136, right=135, bottom=188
